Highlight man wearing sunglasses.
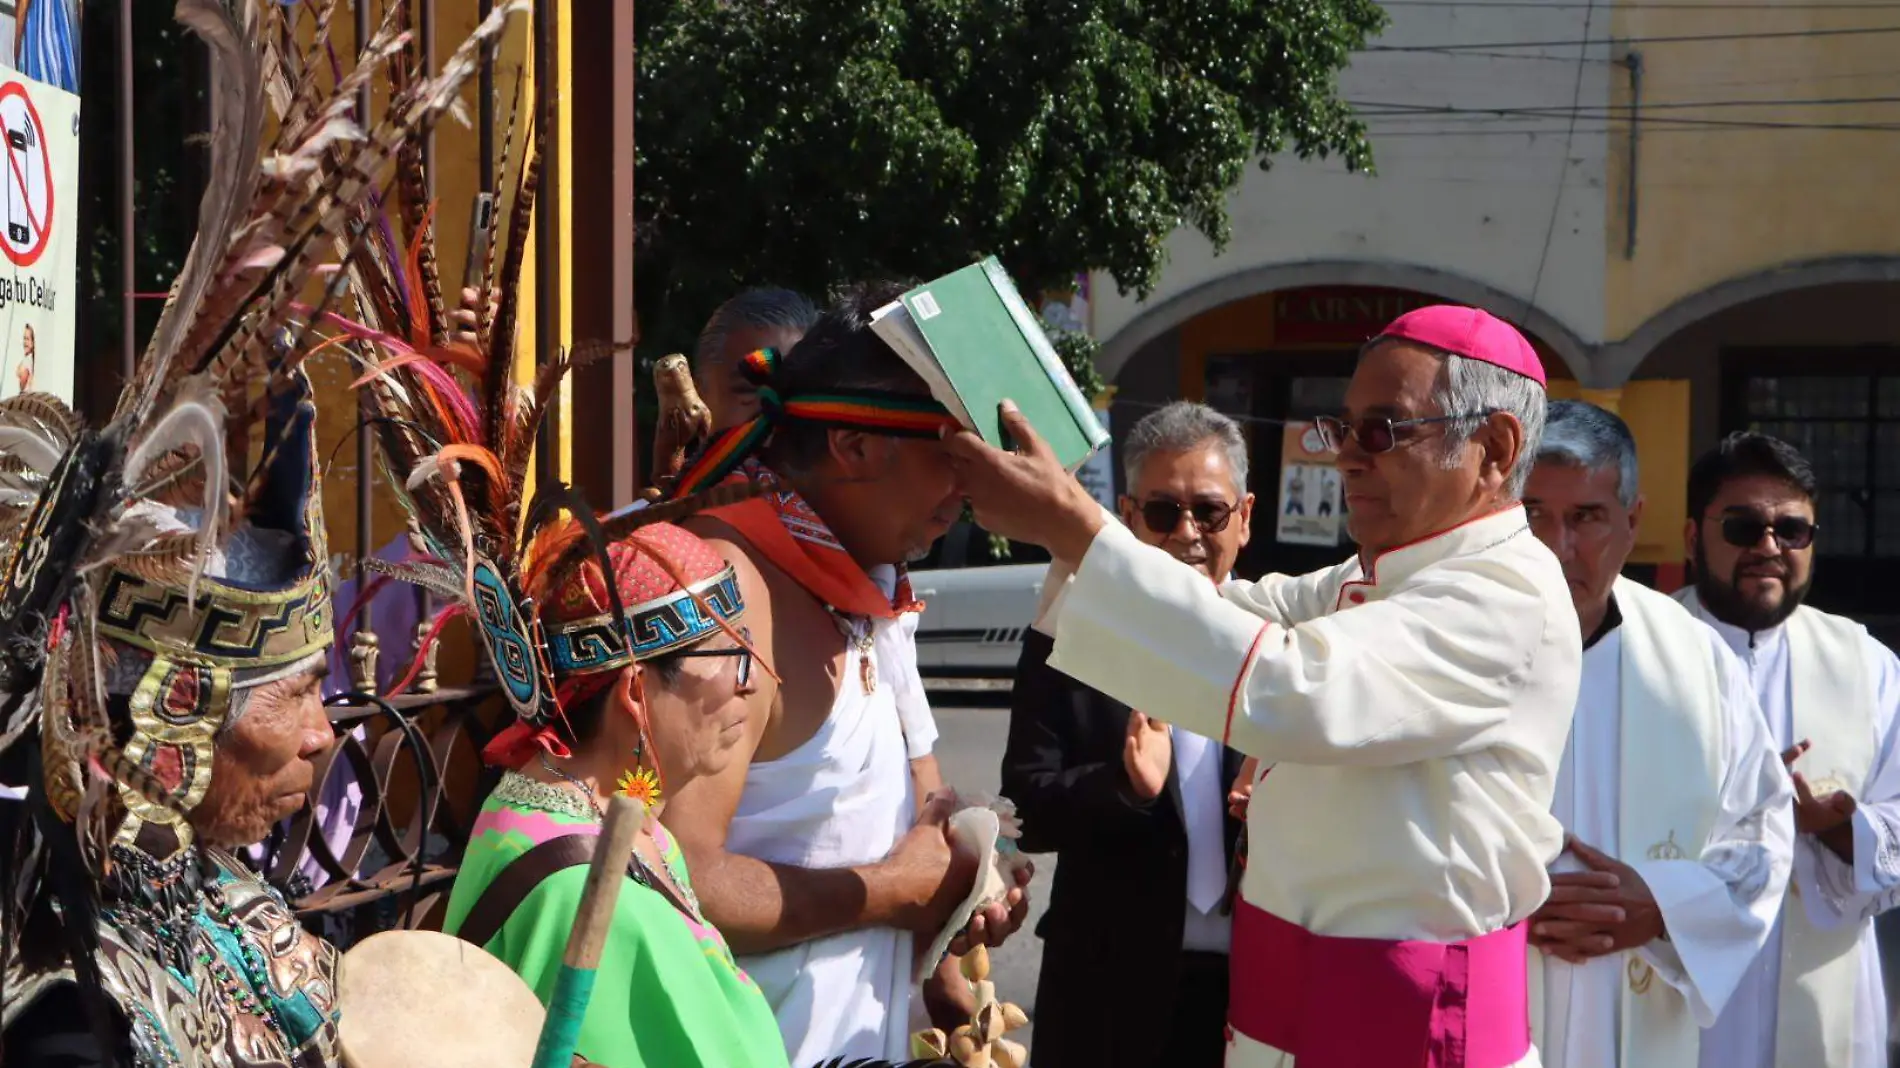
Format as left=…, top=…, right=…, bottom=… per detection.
left=1001, top=401, right=1251, bottom=1068
left=947, top=304, right=1582, bottom=1068
left=1674, top=433, right=1900, bottom=1068
left=1520, top=402, right=1794, bottom=1068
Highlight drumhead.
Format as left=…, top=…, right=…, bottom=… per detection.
left=338, top=929, right=547, bottom=1068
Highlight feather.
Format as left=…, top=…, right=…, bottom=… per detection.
left=361, top=557, right=466, bottom=602
left=0, top=425, right=68, bottom=473
left=125, top=0, right=267, bottom=422
left=121, top=373, right=228, bottom=601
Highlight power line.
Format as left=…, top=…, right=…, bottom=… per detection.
left=1353, top=92, right=1900, bottom=113
left=1521, top=0, right=1596, bottom=325
left=1378, top=0, right=1900, bottom=7
left=1366, top=23, right=1900, bottom=51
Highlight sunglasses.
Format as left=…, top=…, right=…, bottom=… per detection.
left=1313, top=412, right=1493, bottom=455
left=1132, top=497, right=1237, bottom=536
left=1715, top=514, right=1817, bottom=552
left=674, top=626, right=754, bottom=687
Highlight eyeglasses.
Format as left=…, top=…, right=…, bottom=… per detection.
left=1715, top=513, right=1817, bottom=551
left=1313, top=412, right=1494, bottom=455
left=674, top=627, right=754, bottom=688
left=1131, top=497, right=1237, bottom=536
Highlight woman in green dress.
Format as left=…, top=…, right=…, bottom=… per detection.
left=442, top=519, right=791, bottom=1068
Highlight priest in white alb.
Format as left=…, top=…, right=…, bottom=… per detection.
left=946, top=305, right=1583, bottom=1068
left=1675, top=432, right=1900, bottom=1068
left=1521, top=401, right=1793, bottom=1068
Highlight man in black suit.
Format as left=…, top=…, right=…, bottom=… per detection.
left=1002, top=401, right=1254, bottom=1068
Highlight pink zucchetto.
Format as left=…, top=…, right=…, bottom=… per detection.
left=1372, top=305, right=1547, bottom=388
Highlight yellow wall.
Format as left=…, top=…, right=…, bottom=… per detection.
left=1604, top=2, right=1900, bottom=340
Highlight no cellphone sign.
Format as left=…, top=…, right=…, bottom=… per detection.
left=0, top=74, right=77, bottom=406
left=0, top=82, right=52, bottom=269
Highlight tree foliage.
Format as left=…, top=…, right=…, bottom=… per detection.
left=633, top=0, right=1388, bottom=358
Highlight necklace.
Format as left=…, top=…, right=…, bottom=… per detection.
left=535, top=754, right=705, bottom=922
left=199, top=879, right=287, bottom=1039
left=830, top=610, right=876, bottom=695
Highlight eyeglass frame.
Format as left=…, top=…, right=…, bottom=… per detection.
left=1313, top=410, right=1497, bottom=455
left=670, top=625, right=756, bottom=688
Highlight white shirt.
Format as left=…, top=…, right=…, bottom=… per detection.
left=1040, top=506, right=1581, bottom=1068
left=1687, top=599, right=1900, bottom=1068
left=1538, top=606, right=1792, bottom=1068
left=1173, top=723, right=1234, bottom=953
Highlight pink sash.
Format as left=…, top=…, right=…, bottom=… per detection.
left=1229, top=899, right=1530, bottom=1067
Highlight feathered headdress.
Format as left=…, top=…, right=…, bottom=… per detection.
left=0, top=0, right=523, bottom=870
left=336, top=6, right=763, bottom=749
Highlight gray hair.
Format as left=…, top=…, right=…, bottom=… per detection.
left=694, top=287, right=820, bottom=368
left=1431, top=354, right=1547, bottom=499
left=1537, top=400, right=1640, bottom=508
left=1122, top=401, right=1250, bottom=496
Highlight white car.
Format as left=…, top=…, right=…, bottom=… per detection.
left=910, top=521, right=1048, bottom=686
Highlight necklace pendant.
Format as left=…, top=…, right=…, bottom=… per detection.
left=860, top=650, right=876, bottom=695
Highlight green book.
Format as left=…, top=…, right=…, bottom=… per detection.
left=870, top=258, right=1109, bottom=472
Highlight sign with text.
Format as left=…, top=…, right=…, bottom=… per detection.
left=1275, top=422, right=1342, bottom=546
left=1274, top=286, right=1435, bottom=347
left=0, top=73, right=74, bottom=403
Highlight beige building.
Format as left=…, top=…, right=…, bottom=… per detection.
left=1091, top=0, right=1900, bottom=635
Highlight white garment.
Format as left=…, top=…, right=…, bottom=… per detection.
left=727, top=617, right=918, bottom=1064
left=1535, top=584, right=1793, bottom=1068
left=1040, top=506, right=1581, bottom=1067
left=1683, top=593, right=1900, bottom=1068
left=870, top=564, right=939, bottom=761
left=1172, top=724, right=1233, bottom=953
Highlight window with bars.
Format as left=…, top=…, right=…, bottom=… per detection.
left=1730, top=367, right=1900, bottom=560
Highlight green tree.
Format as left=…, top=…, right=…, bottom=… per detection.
left=632, top=0, right=1387, bottom=363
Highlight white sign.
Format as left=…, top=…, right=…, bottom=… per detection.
left=0, top=73, right=74, bottom=404
left=1074, top=403, right=1114, bottom=510
left=1275, top=422, right=1343, bottom=547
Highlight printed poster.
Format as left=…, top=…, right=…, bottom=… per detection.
left=1276, top=422, right=1342, bottom=547
left=0, top=71, right=75, bottom=404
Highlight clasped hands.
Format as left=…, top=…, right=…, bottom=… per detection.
left=1529, top=834, right=1667, bottom=964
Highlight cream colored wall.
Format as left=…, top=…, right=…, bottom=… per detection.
left=1604, top=2, right=1900, bottom=341
left=1090, top=0, right=1615, bottom=381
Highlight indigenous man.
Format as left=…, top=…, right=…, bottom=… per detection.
left=1679, top=433, right=1900, bottom=1068
left=667, top=282, right=1031, bottom=1064
left=949, top=304, right=1581, bottom=1068
left=1002, top=401, right=1250, bottom=1068
left=1522, top=402, right=1793, bottom=1068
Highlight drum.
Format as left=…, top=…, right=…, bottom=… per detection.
left=337, top=929, right=547, bottom=1068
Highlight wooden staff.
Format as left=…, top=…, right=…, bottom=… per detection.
left=530, top=794, right=643, bottom=1068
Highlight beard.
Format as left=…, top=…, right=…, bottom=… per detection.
left=1692, top=540, right=1813, bottom=633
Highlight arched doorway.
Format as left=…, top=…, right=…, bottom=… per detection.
left=1109, top=282, right=1576, bottom=579
left=1624, top=274, right=1900, bottom=632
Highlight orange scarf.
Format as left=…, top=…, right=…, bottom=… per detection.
left=704, top=464, right=922, bottom=619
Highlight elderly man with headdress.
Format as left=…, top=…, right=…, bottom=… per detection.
left=0, top=0, right=519, bottom=1062
left=949, top=305, right=1582, bottom=1068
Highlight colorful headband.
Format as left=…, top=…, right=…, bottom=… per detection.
left=544, top=564, right=745, bottom=676
left=670, top=347, right=956, bottom=498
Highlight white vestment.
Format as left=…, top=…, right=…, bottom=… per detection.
left=1532, top=579, right=1793, bottom=1068
left=1039, top=506, right=1581, bottom=1067
left=1679, top=591, right=1900, bottom=1068
left=727, top=612, right=920, bottom=1064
